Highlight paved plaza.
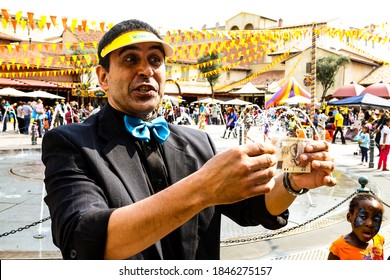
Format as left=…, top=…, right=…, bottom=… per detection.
left=0, top=123, right=390, bottom=260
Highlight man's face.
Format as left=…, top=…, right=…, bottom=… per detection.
left=97, top=42, right=166, bottom=119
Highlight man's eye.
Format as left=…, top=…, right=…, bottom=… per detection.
left=124, top=55, right=138, bottom=64
left=150, top=56, right=163, bottom=66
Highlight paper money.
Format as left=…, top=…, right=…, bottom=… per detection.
left=271, top=136, right=311, bottom=173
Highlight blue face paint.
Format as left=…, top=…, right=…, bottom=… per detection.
left=354, top=208, right=366, bottom=227
left=373, top=212, right=383, bottom=232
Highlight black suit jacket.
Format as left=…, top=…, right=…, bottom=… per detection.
left=42, top=104, right=288, bottom=260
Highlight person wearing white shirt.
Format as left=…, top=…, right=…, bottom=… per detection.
left=377, top=118, right=390, bottom=171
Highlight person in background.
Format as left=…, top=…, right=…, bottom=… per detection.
left=237, top=105, right=254, bottom=144
left=357, top=126, right=370, bottom=166
left=373, top=109, right=386, bottom=156
left=22, top=101, right=32, bottom=135
left=16, top=101, right=25, bottom=134
left=377, top=118, right=390, bottom=171
left=33, top=99, right=45, bottom=137
left=42, top=19, right=336, bottom=260
left=1, top=99, right=10, bottom=132
left=220, top=107, right=238, bottom=139
left=328, top=193, right=385, bottom=260
left=332, top=108, right=346, bottom=144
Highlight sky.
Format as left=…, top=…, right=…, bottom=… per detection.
left=2, top=0, right=390, bottom=31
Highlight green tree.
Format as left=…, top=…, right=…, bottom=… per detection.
left=197, top=51, right=222, bottom=99
left=316, top=55, right=350, bottom=102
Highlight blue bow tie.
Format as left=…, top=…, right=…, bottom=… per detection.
left=124, top=115, right=170, bottom=144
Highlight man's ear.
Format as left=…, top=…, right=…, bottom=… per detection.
left=96, top=65, right=108, bottom=91
left=347, top=213, right=351, bottom=223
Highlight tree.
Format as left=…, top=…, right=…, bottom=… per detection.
left=316, top=55, right=350, bottom=102
left=197, top=51, right=222, bottom=99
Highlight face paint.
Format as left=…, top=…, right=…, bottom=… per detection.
left=354, top=208, right=366, bottom=227
left=373, top=212, right=383, bottom=232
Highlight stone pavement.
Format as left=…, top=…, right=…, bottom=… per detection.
left=0, top=124, right=389, bottom=260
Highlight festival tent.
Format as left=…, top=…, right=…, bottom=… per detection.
left=327, top=93, right=390, bottom=108
left=265, top=77, right=310, bottom=108
left=279, top=95, right=311, bottom=105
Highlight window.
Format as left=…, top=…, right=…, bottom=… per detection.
left=306, top=62, right=311, bottom=74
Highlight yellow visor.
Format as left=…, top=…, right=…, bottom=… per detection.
left=100, top=30, right=174, bottom=58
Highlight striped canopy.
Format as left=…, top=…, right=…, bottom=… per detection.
left=265, top=77, right=310, bottom=108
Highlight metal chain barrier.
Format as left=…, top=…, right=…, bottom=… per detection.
left=0, top=216, right=50, bottom=238
left=221, top=191, right=358, bottom=245
left=371, top=190, right=390, bottom=208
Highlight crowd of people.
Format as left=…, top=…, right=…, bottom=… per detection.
left=0, top=98, right=102, bottom=137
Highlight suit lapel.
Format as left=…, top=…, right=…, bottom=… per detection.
left=98, top=105, right=152, bottom=202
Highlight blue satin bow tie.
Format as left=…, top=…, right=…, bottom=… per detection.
left=124, top=115, right=170, bottom=144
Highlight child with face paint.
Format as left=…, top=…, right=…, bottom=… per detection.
left=328, top=193, right=385, bottom=260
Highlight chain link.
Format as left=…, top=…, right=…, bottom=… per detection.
left=221, top=191, right=358, bottom=245
left=0, top=216, right=51, bottom=238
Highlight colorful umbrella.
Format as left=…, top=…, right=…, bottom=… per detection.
left=361, top=82, right=390, bottom=98
left=331, top=83, right=365, bottom=98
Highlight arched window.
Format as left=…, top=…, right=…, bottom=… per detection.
left=244, top=23, right=254, bottom=30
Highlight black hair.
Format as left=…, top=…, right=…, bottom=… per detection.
left=97, top=19, right=163, bottom=71
left=348, top=193, right=383, bottom=214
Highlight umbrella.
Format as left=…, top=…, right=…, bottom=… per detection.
left=279, top=95, right=311, bottom=105
left=191, top=97, right=224, bottom=104
left=331, top=83, right=365, bottom=98
left=221, top=98, right=252, bottom=105
left=327, top=93, right=390, bottom=108
left=27, top=90, right=61, bottom=99
left=0, top=87, right=28, bottom=97
left=230, top=82, right=263, bottom=95
left=361, top=82, right=390, bottom=98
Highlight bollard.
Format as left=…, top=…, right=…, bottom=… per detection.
left=31, top=122, right=37, bottom=145
left=368, top=134, right=375, bottom=168
left=238, top=125, right=243, bottom=145
left=357, top=176, right=370, bottom=193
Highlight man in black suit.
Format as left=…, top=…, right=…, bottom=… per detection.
left=42, top=19, right=336, bottom=260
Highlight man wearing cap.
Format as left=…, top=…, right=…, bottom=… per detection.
left=42, top=19, right=336, bottom=260
left=332, top=108, right=346, bottom=144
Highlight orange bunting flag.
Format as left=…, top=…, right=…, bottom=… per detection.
left=50, top=15, right=57, bottom=26
left=27, top=12, right=35, bottom=30
left=82, top=20, right=87, bottom=31
left=11, top=19, right=17, bottom=32
left=62, top=17, right=68, bottom=31
left=99, top=22, right=105, bottom=32
left=1, top=9, right=10, bottom=22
